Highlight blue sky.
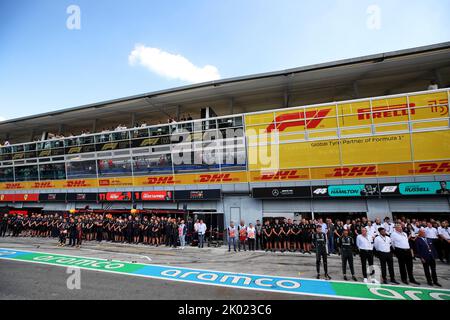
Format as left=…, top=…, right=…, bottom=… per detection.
left=0, top=0, right=449, bottom=121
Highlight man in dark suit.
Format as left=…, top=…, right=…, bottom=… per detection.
left=415, top=229, right=442, bottom=287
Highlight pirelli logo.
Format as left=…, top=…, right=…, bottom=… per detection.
left=357, top=103, right=416, bottom=120
left=416, top=162, right=450, bottom=174
left=260, top=170, right=301, bottom=180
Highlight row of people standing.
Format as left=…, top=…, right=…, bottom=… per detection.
left=0, top=213, right=210, bottom=249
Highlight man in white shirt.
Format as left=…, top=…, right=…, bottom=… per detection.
left=438, top=220, right=450, bottom=264
left=391, top=224, right=420, bottom=285
left=383, top=217, right=394, bottom=235
left=197, top=219, right=207, bottom=248
left=425, top=222, right=442, bottom=261
left=371, top=218, right=382, bottom=236
left=428, top=80, right=438, bottom=90
left=374, top=227, right=399, bottom=285
left=356, top=227, right=375, bottom=283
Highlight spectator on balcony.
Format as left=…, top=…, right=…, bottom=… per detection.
left=428, top=80, right=438, bottom=90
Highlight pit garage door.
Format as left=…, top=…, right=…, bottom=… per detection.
left=388, top=198, right=450, bottom=212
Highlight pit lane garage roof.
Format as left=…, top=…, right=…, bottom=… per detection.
left=1, top=41, right=450, bottom=143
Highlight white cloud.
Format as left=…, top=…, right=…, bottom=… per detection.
left=0, top=116, right=6, bottom=122
left=128, top=44, right=221, bottom=84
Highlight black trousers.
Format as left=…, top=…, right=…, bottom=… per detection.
left=431, top=238, right=443, bottom=260
left=443, top=240, right=450, bottom=262
left=0, top=225, right=7, bottom=237
left=421, top=258, right=438, bottom=284
left=394, top=248, right=415, bottom=282
left=359, top=249, right=374, bottom=278
left=256, top=234, right=263, bottom=250
left=248, top=238, right=255, bottom=251
left=341, top=251, right=355, bottom=275
left=316, top=247, right=328, bottom=274
left=69, top=234, right=77, bottom=246
left=378, top=251, right=396, bottom=281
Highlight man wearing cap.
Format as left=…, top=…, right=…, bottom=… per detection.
left=391, top=223, right=420, bottom=285
left=415, top=229, right=442, bottom=287
left=312, top=225, right=331, bottom=280
left=374, top=227, right=400, bottom=285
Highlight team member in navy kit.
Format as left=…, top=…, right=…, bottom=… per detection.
left=312, top=225, right=331, bottom=280
left=338, top=229, right=357, bottom=281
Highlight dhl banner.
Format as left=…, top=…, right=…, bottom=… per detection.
left=0, top=161, right=449, bottom=191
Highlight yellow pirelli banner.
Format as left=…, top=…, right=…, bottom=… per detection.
left=246, top=91, right=450, bottom=171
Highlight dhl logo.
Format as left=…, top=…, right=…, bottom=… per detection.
left=5, top=183, right=23, bottom=189
left=332, top=166, right=378, bottom=177
left=65, top=180, right=89, bottom=187
left=198, top=174, right=233, bottom=183
left=67, top=147, right=82, bottom=154
left=416, top=162, right=450, bottom=174
left=39, top=150, right=51, bottom=157
left=140, top=138, right=159, bottom=147
left=101, top=143, right=118, bottom=151
left=32, top=182, right=54, bottom=188
left=13, top=153, right=24, bottom=160
left=266, top=109, right=331, bottom=133
left=260, top=170, right=301, bottom=180
left=357, top=103, right=416, bottom=120
left=145, top=176, right=176, bottom=185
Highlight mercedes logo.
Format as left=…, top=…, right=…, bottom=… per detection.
left=272, top=189, right=280, bottom=197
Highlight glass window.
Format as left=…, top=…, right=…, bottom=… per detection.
left=51, top=140, right=64, bottom=149
left=132, top=154, right=172, bottom=175
left=66, top=160, right=97, bottom=179
left=0, top=167, right=14, bottom=182
left=12, top=145, right=24, bottom=153
left=112, top=131, right=129, bottom=141
left=98, top=157, right=132, bottom=177
left=78, top=135, right=95, bottom=145
left=150, top=125, right=169, bottom=136
left=132, top=128, right=149, bottom=139
left=24, top=143, right=36, bottom=152
left=39, top=163, right=66, bottom=180
left=15, top=165, right=38, bottom=181
left=172, top=149, right=220, bottom=173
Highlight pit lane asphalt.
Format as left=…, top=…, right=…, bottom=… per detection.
left=0, top=259, right=333, bottom=300
left=1, top=237, right=449, bottom=300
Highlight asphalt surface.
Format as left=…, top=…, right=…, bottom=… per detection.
left=0, top=259, right=330, bottom=300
